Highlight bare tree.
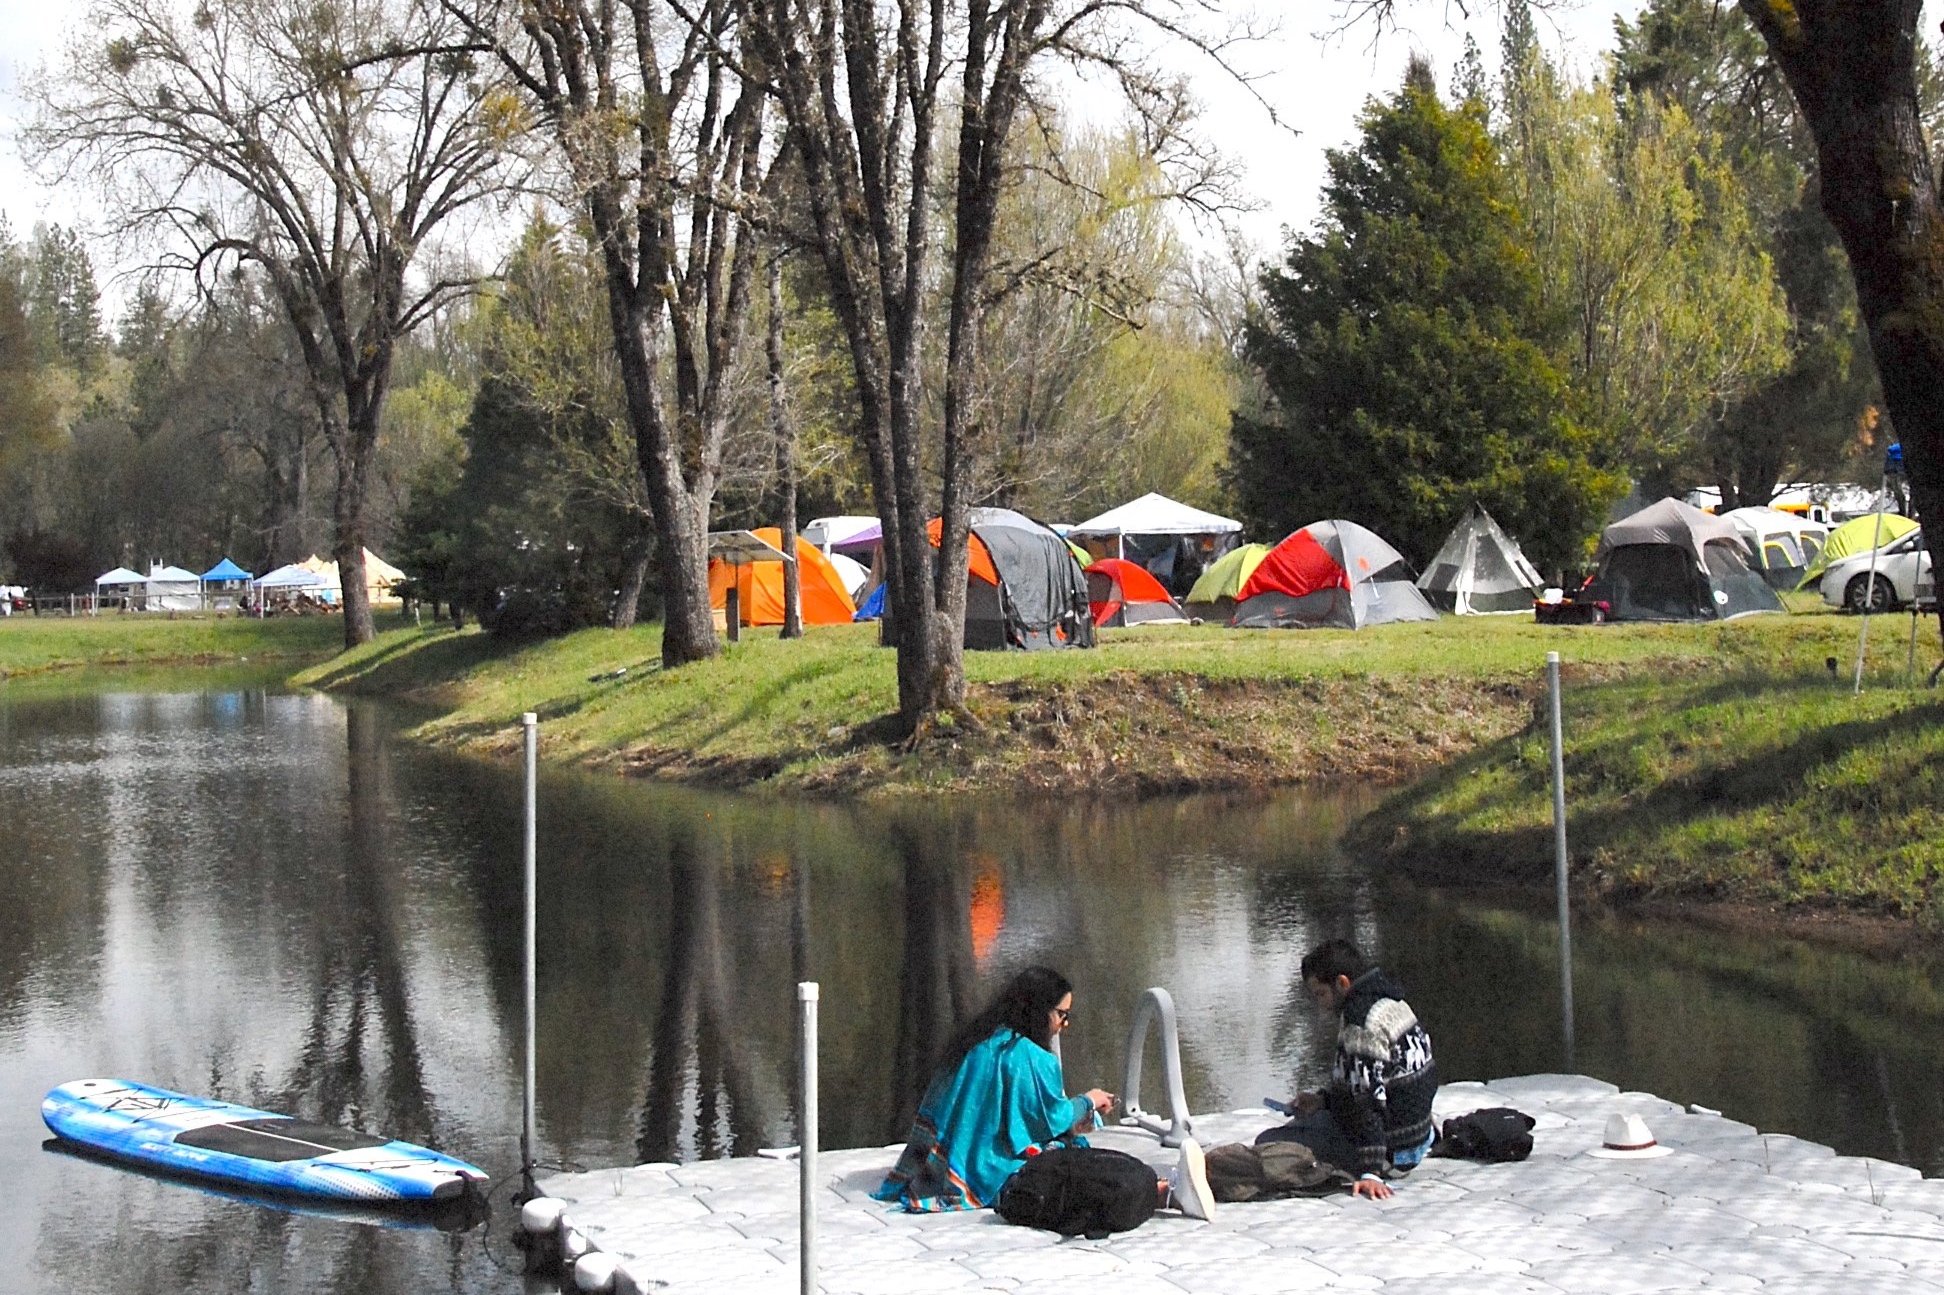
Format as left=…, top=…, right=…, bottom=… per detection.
left=739, top=0, right=1253, bottom=736
left=451, top=0, right=776, bottom=667
left=27, top=0, right=514, bottom=647
left=768, top=252, right=804, bottom=637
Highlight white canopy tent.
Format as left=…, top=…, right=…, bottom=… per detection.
left=256, top=563, right=327, bottom=589
left=1067, top=492, right=1243, bottom=588
left=94, top=567, right=145, bottom=588
left=144, top=563, right=202, bottom=612
left=1069, top=492, right=1242, bottom=541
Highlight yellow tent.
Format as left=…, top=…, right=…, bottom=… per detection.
left=302, top=549, right=408, bottom=602
left=1796, top=513, right=1917, bottom=589
left=1185, top=543, right=1269, bottom=608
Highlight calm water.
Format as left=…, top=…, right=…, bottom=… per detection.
left=4, top=680, right=1943, bottom=1294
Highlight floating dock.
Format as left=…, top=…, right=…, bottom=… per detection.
left=538, top=1074, right=1944, bottom=1293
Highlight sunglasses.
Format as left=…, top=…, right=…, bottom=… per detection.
left=1053, top=1007, right=1072, bottom=1024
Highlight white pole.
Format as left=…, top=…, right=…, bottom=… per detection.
left=1547, top=652, right=1574, bottom=1068
left=1853, top=479, right=1890, bottom=694
left=799, top=981, right=820, bottom=1295
left=522, top=712, right=539, bottom=1195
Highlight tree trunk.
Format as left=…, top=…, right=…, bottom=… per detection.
left=331, top=416, right=377, bottom=648
left=770, top=256, right=802, bottom=640
left=612, top=528, right=651, bottom=630
left=653, top=491, right=717, bottom=667
left=1742, top=0, right=1944, bottom=643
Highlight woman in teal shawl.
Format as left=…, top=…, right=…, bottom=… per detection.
left=874, top=967, right=1115, bottom=1212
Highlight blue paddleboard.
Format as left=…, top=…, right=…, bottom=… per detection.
left=43, top=1079, right=488, bottom=1204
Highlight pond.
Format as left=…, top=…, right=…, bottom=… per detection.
left=2, top=679, right=1941, bottom=1293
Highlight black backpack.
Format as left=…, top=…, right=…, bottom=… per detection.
left=996, top=1146, right=1157, bottom=1239
left=1434, top=1107, right=1536, bottom=1162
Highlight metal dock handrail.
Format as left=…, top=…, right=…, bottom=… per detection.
left=1118, top=986, right=1195, bottom=1147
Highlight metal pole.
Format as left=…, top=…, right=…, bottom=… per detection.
left=798, top=981, right=820, bottom=1295
left=522, top=712, right=538, bottom=1197
left=1547, top=652, right=1574, bottom=1068
left=1854, top=478, right=1889, bottom=694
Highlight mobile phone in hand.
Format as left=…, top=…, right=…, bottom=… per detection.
left=1262, top=1097, right=1294, bottom=1116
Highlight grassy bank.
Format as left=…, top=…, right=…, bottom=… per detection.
left=294, top=608, right=1915, bottom=802
left=1357, top=658, right=1944, bottom=919
left=13, top=600, right=1940, bottom=922
left=0, top=613, right=353, bottom=677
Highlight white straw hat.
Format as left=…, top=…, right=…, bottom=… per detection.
left=1587, top=1112, right=1673, bottom=1159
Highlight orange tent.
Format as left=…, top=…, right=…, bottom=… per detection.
left=924, top=516, right=1001, bottom=585
left=709, top=528, right=857, bottom=626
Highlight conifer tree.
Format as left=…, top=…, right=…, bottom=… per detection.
left=1231, top=58, right=1620, bottom=575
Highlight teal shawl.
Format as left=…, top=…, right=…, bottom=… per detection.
left=874, top=1026, right=1093, bottom=1211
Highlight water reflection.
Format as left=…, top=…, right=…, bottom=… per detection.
left=3, top=683, right=1944, bottom=1295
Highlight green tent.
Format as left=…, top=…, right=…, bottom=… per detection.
left=1185, top=542, right=1269, bottom=611
left=1796, top=512, right=1917, bottom=589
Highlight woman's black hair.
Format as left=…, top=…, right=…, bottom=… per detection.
left=932, top=966, right=1073, bottom=1080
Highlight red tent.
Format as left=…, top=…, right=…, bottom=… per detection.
left=1085, top=557, right=1187, bottom=627
left=1232, top=520, right=1439, bottom=629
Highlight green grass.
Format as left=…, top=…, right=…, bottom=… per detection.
left=1359, top=647, right=1944, bottom=916
left=292, top=605, right=1921, bottom=790
left=0, top=612, right=357, bottom=677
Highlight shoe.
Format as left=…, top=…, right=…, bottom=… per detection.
left=1168, top=1137, right=1216, bottom=1221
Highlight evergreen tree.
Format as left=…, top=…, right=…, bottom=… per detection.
left=24, top=225, right=103, bottom=375
left=1456, top=35, right=1490, bottom=114
left=1231, top=59, right=1621, bottom=575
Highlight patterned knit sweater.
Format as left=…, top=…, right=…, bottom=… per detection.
left=1323, top=967, right=1438, bottom=1176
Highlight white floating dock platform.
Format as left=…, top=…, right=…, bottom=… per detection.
left=538, top=1074, right=1944, bottom=1293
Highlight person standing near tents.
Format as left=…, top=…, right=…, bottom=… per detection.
left=1260, top=939, right=1439, bottom=1199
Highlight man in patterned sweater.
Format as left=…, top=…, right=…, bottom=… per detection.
left=1259, top=938, right=1439, bottom=1200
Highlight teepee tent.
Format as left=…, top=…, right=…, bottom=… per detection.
left=1417, top=505, right=1545, bottom=614
left=1232, top=521, right=1439, bottom=629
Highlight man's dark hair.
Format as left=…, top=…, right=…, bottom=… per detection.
left=1300, top=939, right=1369, bottom=985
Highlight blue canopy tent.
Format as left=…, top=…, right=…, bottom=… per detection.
left=201, top=557, right=253, bottom=611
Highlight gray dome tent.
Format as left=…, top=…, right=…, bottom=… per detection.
left=1585, top=497, right=1783, bottom=622
left=1418, top=505, right=1545, bottom=614
left=890, top=508, right=1095, bottom=650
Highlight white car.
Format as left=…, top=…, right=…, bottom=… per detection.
left=1819, top=529, right=1934, bottom=612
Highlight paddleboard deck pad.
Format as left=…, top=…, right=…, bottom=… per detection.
left=43, top=1079, right=488, bottom=1203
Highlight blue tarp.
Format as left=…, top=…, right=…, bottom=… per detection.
left=201, top=557, right=253, bottom=582
left=853, top=583, right=886, bottom=621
